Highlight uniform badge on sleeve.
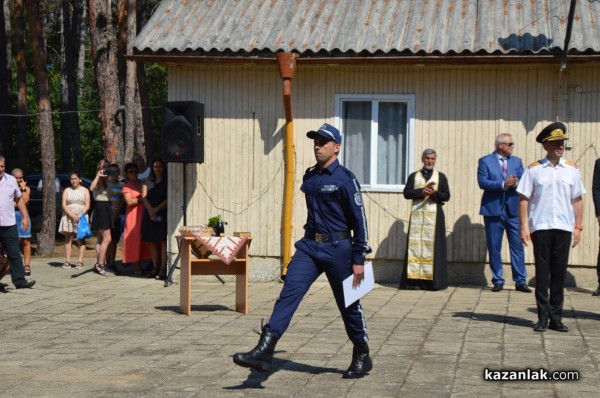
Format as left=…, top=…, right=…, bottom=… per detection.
left=354, top=192, right=363, bottom=206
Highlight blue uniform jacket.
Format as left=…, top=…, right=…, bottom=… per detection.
left=477, top=152, right=524, bottom=217
left=301, top=159, right=371, bottom=265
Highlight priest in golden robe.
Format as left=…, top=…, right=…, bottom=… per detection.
left=400, top=148, right=451, bottom=291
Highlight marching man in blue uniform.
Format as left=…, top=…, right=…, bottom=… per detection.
left=233, top=123, right=373, bottom=378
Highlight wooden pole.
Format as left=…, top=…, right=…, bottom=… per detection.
left=276, top=52, right=297, bottom=279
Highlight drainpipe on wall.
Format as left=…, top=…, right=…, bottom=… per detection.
left=561, top=0, right=577, bottom=71
left=276, top=52, right=297, bottom=280
left=556, top=0, right=577, bottom=123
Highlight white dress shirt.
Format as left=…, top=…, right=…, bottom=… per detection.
left=517, top=157, right=585, bottom=233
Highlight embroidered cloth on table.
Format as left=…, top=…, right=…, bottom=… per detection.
left=194, top=237, right=248, bottom=265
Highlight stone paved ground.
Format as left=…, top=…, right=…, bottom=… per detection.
left=1, top=257, right=600, bottom=397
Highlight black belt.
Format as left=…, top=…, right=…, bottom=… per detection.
left=304, top=231, right=351, bottom=243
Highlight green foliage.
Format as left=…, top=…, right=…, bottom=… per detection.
left=145, top=62, right=168, bottom=160
left=77, top=58, right=103, bottom=177
left=6, top=1, right=168, bottom=180
left=207, top=215, right=223, bottom=228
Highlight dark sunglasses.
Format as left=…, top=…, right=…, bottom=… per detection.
left=502, top=142, right=515, bottom=147
left=126, top=170, right=138, bottom=174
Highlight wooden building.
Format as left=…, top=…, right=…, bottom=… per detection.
left=132, top=0, right=600, bottom=286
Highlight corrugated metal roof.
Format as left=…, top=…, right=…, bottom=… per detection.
left=133, top=0, right=600, bottom=57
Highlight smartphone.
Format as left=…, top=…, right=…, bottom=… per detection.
left=104, top=168, right=117, bottom=176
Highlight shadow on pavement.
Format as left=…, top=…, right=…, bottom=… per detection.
left=224, top=358, right=343, bottom=390
left=564, top=309, right=600, bottom=321
left=453, top=311, right=535, bottom=327
left=155, top=304, right=231, bottom=313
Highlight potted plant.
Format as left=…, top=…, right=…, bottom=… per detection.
left=207, top=215, right=226, bottom=236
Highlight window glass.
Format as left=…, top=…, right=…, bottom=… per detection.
left=342, top=101, right=371, bottom=184
left=378, top=102, right=407, bottom=185
left=338, top=95, right=413, bottom=191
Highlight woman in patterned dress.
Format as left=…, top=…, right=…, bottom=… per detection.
left=58, top=171, right=90, bottom=269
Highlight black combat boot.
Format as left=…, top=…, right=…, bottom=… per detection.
left=233, top=324, right=279, bottom=372
left=343, top=342, right=373, bottom=379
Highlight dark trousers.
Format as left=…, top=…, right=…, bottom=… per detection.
left=596, top=241, right=600, bottom=284
left=0, top=225, right=26, bottom=286
left=268, top=238, right=368, bottom=345
left=531, top=229, right=571, bottom=325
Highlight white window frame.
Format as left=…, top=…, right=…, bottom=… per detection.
left=334, top=94, right=416, bottom=192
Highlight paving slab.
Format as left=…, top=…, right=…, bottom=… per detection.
left=1, top=257, right=600, bottom=397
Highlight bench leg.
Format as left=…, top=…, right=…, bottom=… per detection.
left=235, top=264, right=248, bottom=314
left=180, top=242, right=191, bottom=315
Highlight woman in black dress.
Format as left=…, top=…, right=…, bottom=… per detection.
left=142, top=159, right=168, bottom=279
left=90, top=159, right=114, bottom=276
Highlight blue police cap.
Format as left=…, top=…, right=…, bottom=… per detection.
left=307, top=123, right=342, bottom=145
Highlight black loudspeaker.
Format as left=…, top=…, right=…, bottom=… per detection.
left=162, top=101, right=204, bottom=163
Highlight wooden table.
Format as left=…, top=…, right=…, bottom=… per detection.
left=180, top=236, right=252, bottom=315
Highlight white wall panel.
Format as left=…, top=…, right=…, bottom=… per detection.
left=166, top=63, right=600, bottom=268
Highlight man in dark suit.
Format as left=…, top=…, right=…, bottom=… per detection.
left=592, top=158, right=600, bottom=296
left=478, top=134, right=530, bottom=293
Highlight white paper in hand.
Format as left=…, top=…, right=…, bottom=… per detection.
left=343, top=262, right=375, bottom=308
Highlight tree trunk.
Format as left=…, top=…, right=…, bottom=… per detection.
left=0, top=0, right=13, bottom=164
left=14, top=0, right=28, bottom=170
left=89, top=0, right=123, bottom=164
left=75, top=0, right=87, bottom=97
left=25, top=0, right=57, bottom=255
left=136, top=0, right=153, bottom=161
left=59, top=4, right=73, bottom=171
left=118, top=0, right=144, bottom=165
left=117, top=0, right=127, bottom=103
left=127, top=0, right=144, bottom=159
left=59, top=0, right=83, bottom=173
left=137, top=62, right=153, bottom=161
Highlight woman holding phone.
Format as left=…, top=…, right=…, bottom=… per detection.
left=89, top=159, right=114, bottom=276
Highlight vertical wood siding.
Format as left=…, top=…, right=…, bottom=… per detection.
left=166, top=63, right=600, bottom=267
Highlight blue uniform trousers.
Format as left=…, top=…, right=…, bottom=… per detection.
left=484, top=213, right=526, bottom=285
left=268, top=238, right=368, bottom=344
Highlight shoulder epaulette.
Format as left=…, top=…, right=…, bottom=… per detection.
left=528, top=161, right=541, bottom=169
left=565, top=160, right=578, bottom=168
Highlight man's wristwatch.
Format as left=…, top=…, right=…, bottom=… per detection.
left=20, top=188, right=26, bottom=192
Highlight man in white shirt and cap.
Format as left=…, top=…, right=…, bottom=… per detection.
left=517, top=122, right=585, bottom=333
